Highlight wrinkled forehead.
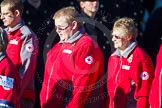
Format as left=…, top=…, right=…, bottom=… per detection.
left=54, top=16, right=69, bottom=26
left=112, top=27, right=127, bottom=37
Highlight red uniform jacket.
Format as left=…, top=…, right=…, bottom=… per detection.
left=149, top=44, right=162, bottom=108
left=106, top=42, right=154, bottom=108
left=40, top=30, right=105, bottom=108
left=5, top=20, right=39, bottom=102
left=0, top=51, right=20, bottom=108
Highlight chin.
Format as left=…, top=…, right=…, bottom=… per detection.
left=60, top=38, right=65, bottom=41
left=3, top=23, right=9, bottom=27
left=92, top=10, right=98, bottom=13
left=114, top=45, right=118, bottom=49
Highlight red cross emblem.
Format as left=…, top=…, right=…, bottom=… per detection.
left=26, top=44, right=34, bottom=52
left=85, top=56, right=93, bottom=64
left=140, top=72, right=149, bottom=80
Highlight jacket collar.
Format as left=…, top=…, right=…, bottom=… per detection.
left=115, top=41, right=137, bottom=58
left=59, top=27, right=85, bottom=44
left=7, top=20, right=24, bottom=32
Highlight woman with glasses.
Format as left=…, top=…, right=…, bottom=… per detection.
left=40, top=6, right=105, bottom=108
left=106, top=17, right=154, bottom=108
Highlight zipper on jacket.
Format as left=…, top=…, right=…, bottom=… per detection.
left=115, top=56, right=123, bottom=84
left=45, top=44, right=64, bottom=105
left=114, top=56, right=123, bottom=108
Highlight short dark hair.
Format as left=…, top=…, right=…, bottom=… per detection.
left=0, top=0, right=24, bottom=16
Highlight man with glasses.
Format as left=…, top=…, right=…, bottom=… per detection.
left=106, top=17, right=154, bottom=108
left=40, top=6, right=104, bottom=108
left=0, top=0, right=39, bottom=108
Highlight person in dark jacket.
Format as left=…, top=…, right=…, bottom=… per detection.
left=78, top=1, right=113, bottom=101
left=78, top=0, right=113, bottom=69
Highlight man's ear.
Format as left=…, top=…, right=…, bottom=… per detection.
left=14, top=9, right=20, bottom=17
left=80, top=1, right=85, bottom=9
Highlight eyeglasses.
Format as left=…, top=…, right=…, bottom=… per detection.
left=55, top=24, right=70, bottom=31
left=112, top=35, right=122, bottom=39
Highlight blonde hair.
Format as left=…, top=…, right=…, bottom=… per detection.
left=113, top=17, right=138, bottom=40
left=53, top=6, right=81, bottom=24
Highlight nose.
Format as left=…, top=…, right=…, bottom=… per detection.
left=0, top=14, right=4, bottom=19
left=56, top=28, right=61, bottom=33
left=112, top=35, right=116, bottom=42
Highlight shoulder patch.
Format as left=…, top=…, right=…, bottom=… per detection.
left=26, top=44, right=34, bottom=52
left=0, top=75, right=14, bottom=90
left=85, top=56, right=93, bottom=64
left=140, top=72, right=149, bottom=80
